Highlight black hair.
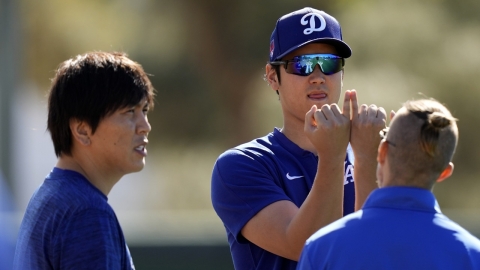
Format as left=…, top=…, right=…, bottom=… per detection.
left=47, top=51, right=156, bottom=157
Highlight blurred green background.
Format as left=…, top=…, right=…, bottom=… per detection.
left=1, top=0, right=480, bottom=269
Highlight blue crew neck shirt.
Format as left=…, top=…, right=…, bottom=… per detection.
left=14, top=168, right=135, bottom=269
left=211, top=128, right=355, bottom=270
left=297, top=187, right=480, bottom=270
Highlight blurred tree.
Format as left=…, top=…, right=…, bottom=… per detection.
left=336, top=0, right=480, bottom=209
left=144, top=0, right=337, bottom=148
left=18, top=0, right=480, bottom=180
left=21, top=0, right=337, bottom=148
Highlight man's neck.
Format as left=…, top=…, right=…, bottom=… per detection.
left=280, top=122, right=318, bottom=154
left=55, top=154, right=118, bottom=196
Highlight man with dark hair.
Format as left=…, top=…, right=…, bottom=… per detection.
left=297, top=99, right=480, bottom=269
left=211, top=7, right=386, bottom=270
left=14, top=52, right=155, bottom=269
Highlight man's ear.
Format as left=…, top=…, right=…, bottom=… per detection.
left=69, top=119, right=92, bottom=146
left=377, top=140, right=388, bottom=164
left=265, top=64, right=280, bottom=91
left=436, top=162, right=454, bottom=183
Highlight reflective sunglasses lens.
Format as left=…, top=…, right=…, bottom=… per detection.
left=319, top=58, right=343, bottom=75
left=285, top=59, right=315, bottom=76
left=285, top=55, right=343, bottom=76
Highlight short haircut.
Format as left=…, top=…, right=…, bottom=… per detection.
left=47, top=51, right=155, bottom=157
left=387, top=99, right=458, bottom=186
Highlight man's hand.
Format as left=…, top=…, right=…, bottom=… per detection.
left=304, top=90, right=352, bottom=161
left=349, top=90, right=387, bottom=160
left=348, top=89, right=387, bottom=209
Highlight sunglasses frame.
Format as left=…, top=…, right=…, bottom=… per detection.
left=379, top=127, right=396, bottom=147
left=270, top=53, right=345, bottom=76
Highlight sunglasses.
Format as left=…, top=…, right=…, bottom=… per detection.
left=271, top=54, right=344, bottom=76
left=379, top=127, right=396, bottom=147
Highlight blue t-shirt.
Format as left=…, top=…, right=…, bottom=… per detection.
left=211, top=128, right=355, bottom=270
left=297, top=187, right=480, bottom=270
left=14, top=168, right=135, bottom=270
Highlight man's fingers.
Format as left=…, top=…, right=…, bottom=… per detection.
left=330, top=104, right=342, bottom=117
left=349, top=89, right=358, bottom=120
left=342, top=90, right=351, bottom=119
left=368, top=105, right=387, bottom=119
left=378, top=107, right=387, bottom=120
left=359, top=105, right=387, bottom=124
left=358, top=104, right=368, bottom=118
left=304, top=105, right=318, bottom=132
left=367, top=104, right=378, bottom=118
left=317, top=104, right=333, bottom=123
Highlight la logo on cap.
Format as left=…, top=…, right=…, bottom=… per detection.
left=301, top=13, right=326, bottom=35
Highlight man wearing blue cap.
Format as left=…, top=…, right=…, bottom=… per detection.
left=297, top=99, right=480, bottom=269
left=211, top=7, right=386, bottom=270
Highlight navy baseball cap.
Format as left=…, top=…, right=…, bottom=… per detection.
left=269, top=7, right=352, bottom=62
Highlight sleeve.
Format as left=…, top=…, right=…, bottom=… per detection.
left=211, top=148, right=292, bottom=243
left=52, top=209, right=127, bottom=269
left=296, top=248, right=314, bottom=270
left=297, top=215, right=357, bottom=270
left=297, top=238, right=330, bottom=270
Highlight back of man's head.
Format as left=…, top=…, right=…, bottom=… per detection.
left=47, top=51, right=155, bottom=158
left=385, top=99, right=458, bottom=189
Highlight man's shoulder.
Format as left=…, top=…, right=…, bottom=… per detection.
left=307, top=210, right=363, bottom=244
left=434, top=213, right=480, bottom=247
left=213, top=135, right=290, bottom=177
left=235, top=132, right=277, bottom=149
left=217, top=131, right=286, bottom=159
left=47, top=168, right=106, bottom=202
left=28, top=171, right=112, bottom=221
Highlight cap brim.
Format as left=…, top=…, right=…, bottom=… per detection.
left=275, top=38, right=352, bottom=60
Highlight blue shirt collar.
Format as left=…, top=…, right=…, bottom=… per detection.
left=364, top=187, right=441, bottom=213
left=272, top=128, right=316, bottom=157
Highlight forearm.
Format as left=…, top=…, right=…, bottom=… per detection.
left=286, top=159, right=344, bottom=260
left=353, top=156, right=378, bottom=210
left=243, top=98, right=353, bottom=260
left=347, top=91, right=386, bottom=210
